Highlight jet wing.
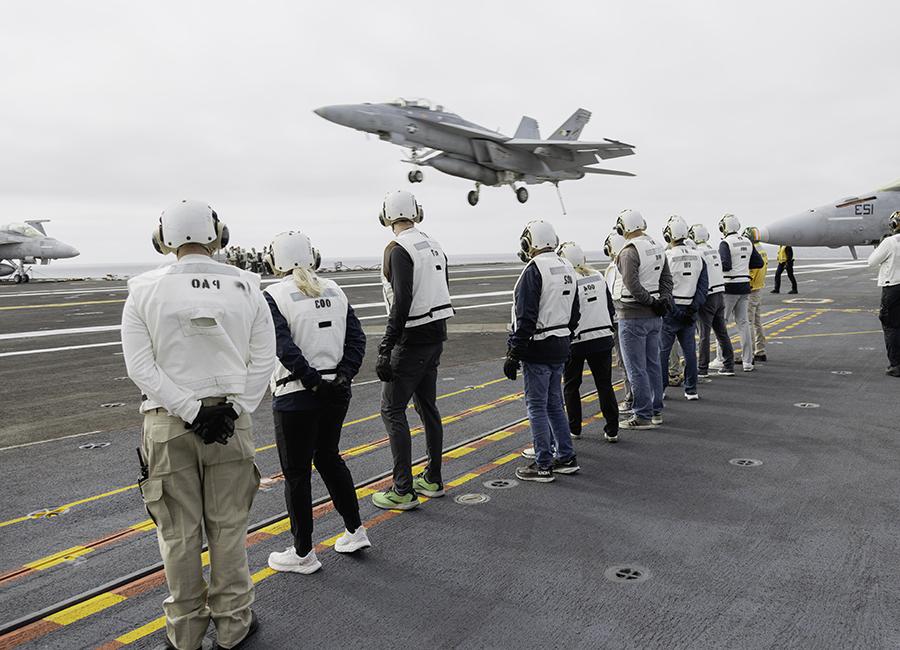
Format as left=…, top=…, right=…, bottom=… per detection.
left=504, top=138, right=636, bottom=160
left=580, top=167, right=636, bottom=177
left=409, top=113, right=509, bottom=142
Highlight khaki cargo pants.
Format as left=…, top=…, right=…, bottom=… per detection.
left=140, top=404, right=260, bottom=650
left=748, top=289, right=767, bottom=356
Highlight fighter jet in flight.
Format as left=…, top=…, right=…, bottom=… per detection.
left=0, top=220, right=79, bottom=282
left=755, top=178, right=900, bottom=259
left=314, top=98, right=636, bottom=207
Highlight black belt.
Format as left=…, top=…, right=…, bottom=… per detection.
left=407, top=303, right=453, bottom=322
left=534, top=323, right=570, bottom=335
left=275, top=368, right=338, bottom=388
left=578, top=325, right=612, bottom=336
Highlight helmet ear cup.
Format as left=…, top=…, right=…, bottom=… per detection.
left=663, top=226, right=672, bottom=243
left=415, top=202, right=424, bottom=223
left=615, top=217, right=625, bottom=236
left=152, top=221, right=171, bottom=255
left=263, top=252, right=275, bottom=274
left=378, top=203, right=388, bottom=227
left=312, top=248, right=322, bottom=271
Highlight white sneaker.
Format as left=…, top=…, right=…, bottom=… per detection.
left=521, top=447, right=536, bottom=459
left=268, top=546, right=321, bottom=574
left=651, top=413, right=663, bottom=426
left=334, top=526, right=371, bottom=554
left=709, top=358, right=724, bottom=370
left=743, top=365, right=755, bottom=372
left=684, top=392, right=700, bottom=401
left=618, top=401, right=633, bottom=413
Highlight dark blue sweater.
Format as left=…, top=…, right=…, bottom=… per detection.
left=719, top=240, right=764, bottom=295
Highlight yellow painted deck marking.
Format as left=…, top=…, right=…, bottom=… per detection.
left=493, top=453, right=522, bottom=465
left=446, top=473, right=480, bottom=488
left=259, top=518, right=291, bottom=536
left=321, top=533, right=342, bottom=548
left=45, top=592, right=126, bottom=625
left=25, top=546, right=92, bottom=570
left=116, top=615, right=166, bottom=644
left=485, top=429, right=516, bottom=441
left=252, top=567, right=276, bottom=583
left=775, top=329, right=881, bottom=340
left=444, top=446, right=477, bottom=459
left=130, top=519, right=156, bottom=532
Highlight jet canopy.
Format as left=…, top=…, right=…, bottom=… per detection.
left=877, top=178, right=900, bottom=192
left=1, top=223, right=43, bottom=238
left=387, top=97, right=445, bottom=111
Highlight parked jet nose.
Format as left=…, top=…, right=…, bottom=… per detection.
left=56, top=242, right=80, bottom=258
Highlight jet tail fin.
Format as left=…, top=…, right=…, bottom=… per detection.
left=550, top=108, right=591, bottom=140
left=514, top=116, right=540, bottom=139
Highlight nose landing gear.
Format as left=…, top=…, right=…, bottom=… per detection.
left=407, top=169, right=424, bottom=183
left=515, top=186, right=529, bottom=204
left=467, top=183, right=481, bottom=206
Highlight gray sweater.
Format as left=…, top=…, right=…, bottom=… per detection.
left=613, top=245, right=674, bottom=319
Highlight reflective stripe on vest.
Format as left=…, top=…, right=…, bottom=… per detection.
left=611, top=235, right=664, bottom=303
left=573, top=274, right=613, bottom=343
left=265, top=277, right=348, bottom=398
left=698, top=243, right=725, bottom=294
left=723, top=234, right=752, bottom=284
left=510, top=253, right=576, bottom=341
left=381, top=228, right=454, bottom=328
left=666, top=245, right=704, bottom=305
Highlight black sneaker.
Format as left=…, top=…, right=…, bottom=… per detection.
left=515, top=463, right=554, bottom=483
left=788, top=289, right=798, bottom=294
left=570, top=430, right=582, bottom=439
left=770, top=289, right=780, bottom=294
left=887, top=366, right=900, bottom=378
left=604, top=431, right=619, bottom=443
left=754, top=354, right=767, bottom=362
left=552, top=457, right=580, bottom=475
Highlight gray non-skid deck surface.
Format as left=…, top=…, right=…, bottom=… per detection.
left=3, top=262, right=899, bottom=648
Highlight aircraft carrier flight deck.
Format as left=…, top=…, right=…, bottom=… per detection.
left=0, top=259, right=897, bottom=649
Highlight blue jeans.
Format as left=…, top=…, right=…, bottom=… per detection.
left=660, top=316, right=698, bottom=394
left=522, top=362, right=575, bottom=469
left=618, top=317, right=664, bottom=420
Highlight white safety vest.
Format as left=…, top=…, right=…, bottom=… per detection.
left=612, top=235, right=664, bottom=303
left=868, top=233, right=900, bottom=287
left=573, top=273, right=614, bottom=343
left=265, top=277, right=348, bottom=397
left=511, top=252, right=576, bottom=341
left=723, top=233, right=752, bottom=285
left=382, top=228, right=454, bottom=328
left=666, top=244, right=705, bottom=306
left=697, top=243, right=725, bottom=294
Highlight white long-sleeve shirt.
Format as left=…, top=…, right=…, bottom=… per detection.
left=121, top=254, right=276, bottom=423
left=867, top=234, right=900, bottom=287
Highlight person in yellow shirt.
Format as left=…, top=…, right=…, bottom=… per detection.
left=772, top=245, right=798, bottom=294
left=744, top=228, right=768, bottom=362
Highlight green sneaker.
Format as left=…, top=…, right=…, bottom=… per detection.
left=412, top=473, right=445, bottom=498
left=372, top=489, right=419, bottom=511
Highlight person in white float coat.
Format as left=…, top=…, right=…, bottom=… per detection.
left=689, top=224, right=735, bottom=378
left=658, top=216, right=708, bottom=400
left=263, top=231, right=370, bottom=577
left=371, top=191, right=454, bottom=510
left=867, top=211, right=900, bottom=377
left=612, top=209, right=674, bottom=429
left=121, top=200, right=275, bottom=650
left=506, top=220, right=581, bottom=482
left=604, top=232, right=633, bottom=413
left=717, top=214, right=764, bottom=372
left=558, top=241, right=619, bottom=443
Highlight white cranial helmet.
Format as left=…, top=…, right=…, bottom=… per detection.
left=615, top=209, right=646, bottom=236
left=519, top=220, right=559, bottom=262
left=604, top=232, right=626, bottom=259
left=557, top=241, right=586, bottom=267
left=379, top=190, right=424, bottom=226
left=688, top=224, right=710, bottom=244
left=719, top=213, right=741, bottom=235
left=663, top=215, right=689, bottom=243
left=266, top=231, right=321, bottom=273
left=152, top=199, right=228, bottom=255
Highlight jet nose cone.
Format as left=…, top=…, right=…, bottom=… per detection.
left=314, top=105, right=340, bottom=123
left=61, top=243, right=80, bottom=258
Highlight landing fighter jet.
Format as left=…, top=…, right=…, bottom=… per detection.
left=755, top=178, right=900, bottom=259
left=314, top=98, right=636, bottom=207
left=0, top=221, right=79, bottom=282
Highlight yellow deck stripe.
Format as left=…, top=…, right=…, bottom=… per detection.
left=446, top=472, right=480, bottom=488
left=443, top=446, right=477, bottom=459
left=25, top=545, right=92, bottom=570
left=130, top=519, right=156, bottom=532
left=493, top=453, right=522, bottom=465
left=251, top=567, right=276, bottom=583
left=116, top=615, right=166, bottom=644
left=775, top=329, right=881, bottom=340
left=45, top=592, right=126, bottom=625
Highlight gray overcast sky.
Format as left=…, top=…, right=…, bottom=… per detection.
left=1, top=1, right=899, bottom=263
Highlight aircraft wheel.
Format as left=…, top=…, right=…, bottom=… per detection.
left=14, top=274, right=23, bottom=284
left=516, top=187, right=529, bottom=203
left=407, top=171, right=416, bottom=183
left=23, top=274, right=30, bottom=283
left=467, top=190, right=479, bottom=206
left=413, top=170, right=423, bottom=182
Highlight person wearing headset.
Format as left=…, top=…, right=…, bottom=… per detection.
left=717, top=214, right=764, bottom=372
left=506, top=220, right=581, bottom=482
left=371, top=191, right=454, bottom=511
left=689, top=224, right=735, bottom=378
left=611, top=209, right=673, bottom=429
left=263, top=231, right=370, bottom=577
left=868, top=211, right=900, bottom=377
left=121, top=200, right=275, bottom=650
left=604, top=231, right=634, bottom=415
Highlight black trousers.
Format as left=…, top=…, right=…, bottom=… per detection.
left=880, top=284, right=900, bottom=368
left=774, top=261, right=797, bottom=292
left=381, top=342, right=444, bottom=495
left=563, top=344, right=619, bottom=435
left=273, top=405, right=361, bottom=555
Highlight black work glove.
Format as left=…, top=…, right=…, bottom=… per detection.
left=376, top=352, right=394, bottom=383
left=332, top=375, right=352, bottom=402
left=682, top=306, right=697, bottom=323
left=503, top=352, right=521, bottom=381
left=317, top=376, right=352, bottom=406
left=651, top=298, right=670, bottom=317
left=188, top=404, right=238, bottom=445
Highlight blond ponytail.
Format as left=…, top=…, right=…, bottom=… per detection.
left=291, top=266, right=324, bottom=297
left=574, top=263, right=598, bottom=278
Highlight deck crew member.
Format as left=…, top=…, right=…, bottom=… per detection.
left=717, top=214, right=764, bottom=372
left=263, top=231, right=370, bottom=576
left=772, top=244, right=798, bottom=294
left=122, top=200, right=275, bottom=650
left=371, top=191, right=454, bottom=510
left=689, top=224, right=735, bottom=377
left=612, top=209, right=673, bottom=429
left=507, top=220, right=580, bottom=482
left=558, top=241, right=619, bottom=443
left=659, top=217, right=708, bottom=400
left=604, top=232, right=634, bottom=414
left=744, top=227, right=769, bottom=362
left=867, top=211, right=900, bottom=377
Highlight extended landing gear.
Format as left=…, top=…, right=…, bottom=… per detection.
left=407, top=169, right=423, bottom=183
left=14, top=273, right=30, bottom=283
left=515, top=186, right=529, bottom=204
left=12, top=259, right=31, bottom=283
left=467, top=183, right=481, bottom=206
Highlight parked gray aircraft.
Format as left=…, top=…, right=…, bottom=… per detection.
left=0, top=221, right=79, bottom=282
left=314, top=98, right=636, bottom=207
left=754, top=178, right=900, bottom=259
